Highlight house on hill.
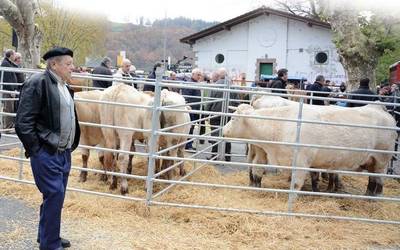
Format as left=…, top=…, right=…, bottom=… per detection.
left=180, top=7, right=346, bottom=84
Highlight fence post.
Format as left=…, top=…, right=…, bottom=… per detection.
left=219, top=77, right=230, bottom=161
left=145, top=67, right=163, bottom=206
left=288, top=97, right=304, bottom=212
left=18, top=142, right=24, bottom=179
left=194, top=89, right=204, bottom=163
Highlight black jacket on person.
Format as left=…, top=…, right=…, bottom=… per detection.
left=348, top=86, right=377, bottom=107
left=206, top=79, right=239, bottom=122
left=15, top=70, right=81, bottom=158
left=270, top=77, right=287, bottom=95
left=308, top=81, right=329, bottom=105
left=181, top=78, right=201, bottom=110
left=1, top=57, right=18, bottom=91
left=15, top=65, right=25, bottom=84
left=92, top=63, right=113, bottom=89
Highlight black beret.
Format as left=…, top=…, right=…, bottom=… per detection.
left=43, top=47, right=73, bottom=60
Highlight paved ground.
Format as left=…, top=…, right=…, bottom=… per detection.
left=0, top=197, right=37, bottom=250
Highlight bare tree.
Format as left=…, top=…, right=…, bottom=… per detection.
left=0, top=0, right=42, bottom=68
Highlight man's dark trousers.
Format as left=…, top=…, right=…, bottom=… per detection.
left=30, top=148, right=71, bottom=250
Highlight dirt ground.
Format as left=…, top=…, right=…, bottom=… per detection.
left=0, top=147, right=400, bottom=250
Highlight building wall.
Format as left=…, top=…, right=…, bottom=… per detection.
left=192, top=14, right=346, bottom=85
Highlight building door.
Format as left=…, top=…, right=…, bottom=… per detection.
left=260, top=63, right=273, bottom=76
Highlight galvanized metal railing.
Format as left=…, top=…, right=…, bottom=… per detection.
left=0, top=67, right=399, bottom=225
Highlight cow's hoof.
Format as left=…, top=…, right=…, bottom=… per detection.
left=109, top=183, right=117, bottom=190
left=79, top=172, right=87, bottom=183
left=99, top=174, right=108, bottom=182
left=120, top=187, right=129, bottom=195
left=180, top=169, right=186, bottom=176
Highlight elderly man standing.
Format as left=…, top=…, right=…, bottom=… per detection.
left=182, top=68, right=203, bottom=150
left=15, top=47, right=80, bottom=250
left=113, top=58, right=137, bottom=88
left=206, top=68, right=239, bottom=161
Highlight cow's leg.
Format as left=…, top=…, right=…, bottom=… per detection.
left=364, top=156, right=385, bottom=196
left=108, top=155, right=118, bottom=190
left=177, top=147, right=186, bottom=176
left=326, top=174, right=342, bottom=193
left=247, top=145, right=255, bottom=187
left=366, top=176, right=377, bottom=196
left=321, top=172, right=329, bottom=182
left=310, top=171, right=320, bottom=192
left=161, top=151, right=171, bottom=180
left=98, top=150, right=108, bottom=182
left=249, top=167, right=255, bottom=187
left=250, top=146, right=267, bottom=188
left=127, top=142, right=135, bottom=175
left=292, top=170, right=308, bottom=191
left=326, top=173, right=335, bottom=192
left=79, top=148, right=90, bottom=182
left=333, top=174, right=342, bottom=192
left=119, top=133, right=133, bottom=195
left=252, top=166, right=264, bottom=188
left=166, top=147, right=179, bottom=179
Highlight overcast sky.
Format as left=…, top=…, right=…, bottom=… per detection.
left=58, top=0, right=400, bottom=23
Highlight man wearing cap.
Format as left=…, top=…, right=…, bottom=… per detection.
left=92, top=56, right=113, bottom=89
left=15, top=47, right=81, bottom=250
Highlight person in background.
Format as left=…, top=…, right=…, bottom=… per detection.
left=348, top=78, right=377, bottom=107
left=270, top=68, right=288, bottom=95
left=11, top=52, right=25, bottom=112
left=13, top=52, right=25, bottom=84
left=15, top=47, right=81, bottom=250
left=205, top=68, right=239, bottom=161
left=182, top=68, right=203, bottom=150
left=113, top=58, right=137, bottom=88
left=92, top=57, right=113, bottom=89
left=308, top=75, right=330, bottom=105
left=334, top=82, right=348, bottom=107
left=167, top=71, right=179, bottom=92
left=1, top=49, right=18, bottom=129
left=144, top=62, right=162, bottom=91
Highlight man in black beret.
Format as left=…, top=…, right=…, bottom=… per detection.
left=15, top=47, right=80, bottom=250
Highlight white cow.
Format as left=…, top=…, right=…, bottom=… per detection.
left=100, top=84, right=154, bottom=194
left=75, top=90, right=107, bottom=182
left=224, top=103, right=396, bottom=196
left=158, top=89, right=191, bottom=179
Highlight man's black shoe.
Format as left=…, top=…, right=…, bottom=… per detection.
left=37, top=238, right=71, bottom=248
left=225, top=157, right=231, bottom=162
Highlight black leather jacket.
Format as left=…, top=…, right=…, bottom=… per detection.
left=15, top=70, right=80, bottom=158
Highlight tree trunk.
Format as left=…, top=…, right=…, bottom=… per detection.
left=323, top=1, right=379, bottom=91
left=17, top=25, right=42, bottom=68
left=0, top=0, right=42, bottom=68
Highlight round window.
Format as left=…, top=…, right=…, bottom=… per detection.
left=315, top=52, right=328, bottom=64
left=215, top=54, right=225, bottom=64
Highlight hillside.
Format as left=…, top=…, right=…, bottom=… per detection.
left=106, top=17, right=218, bottom=71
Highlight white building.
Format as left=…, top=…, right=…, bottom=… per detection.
left=180, top=7, right=346, bottom=84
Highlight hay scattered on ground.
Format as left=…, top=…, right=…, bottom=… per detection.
left=0, top=147, right=399, bottom=249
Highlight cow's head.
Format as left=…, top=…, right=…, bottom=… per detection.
left=223, top=104, right=254, bottom=138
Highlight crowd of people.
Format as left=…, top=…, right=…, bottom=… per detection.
left=1, top=46, right=399, bottom=249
